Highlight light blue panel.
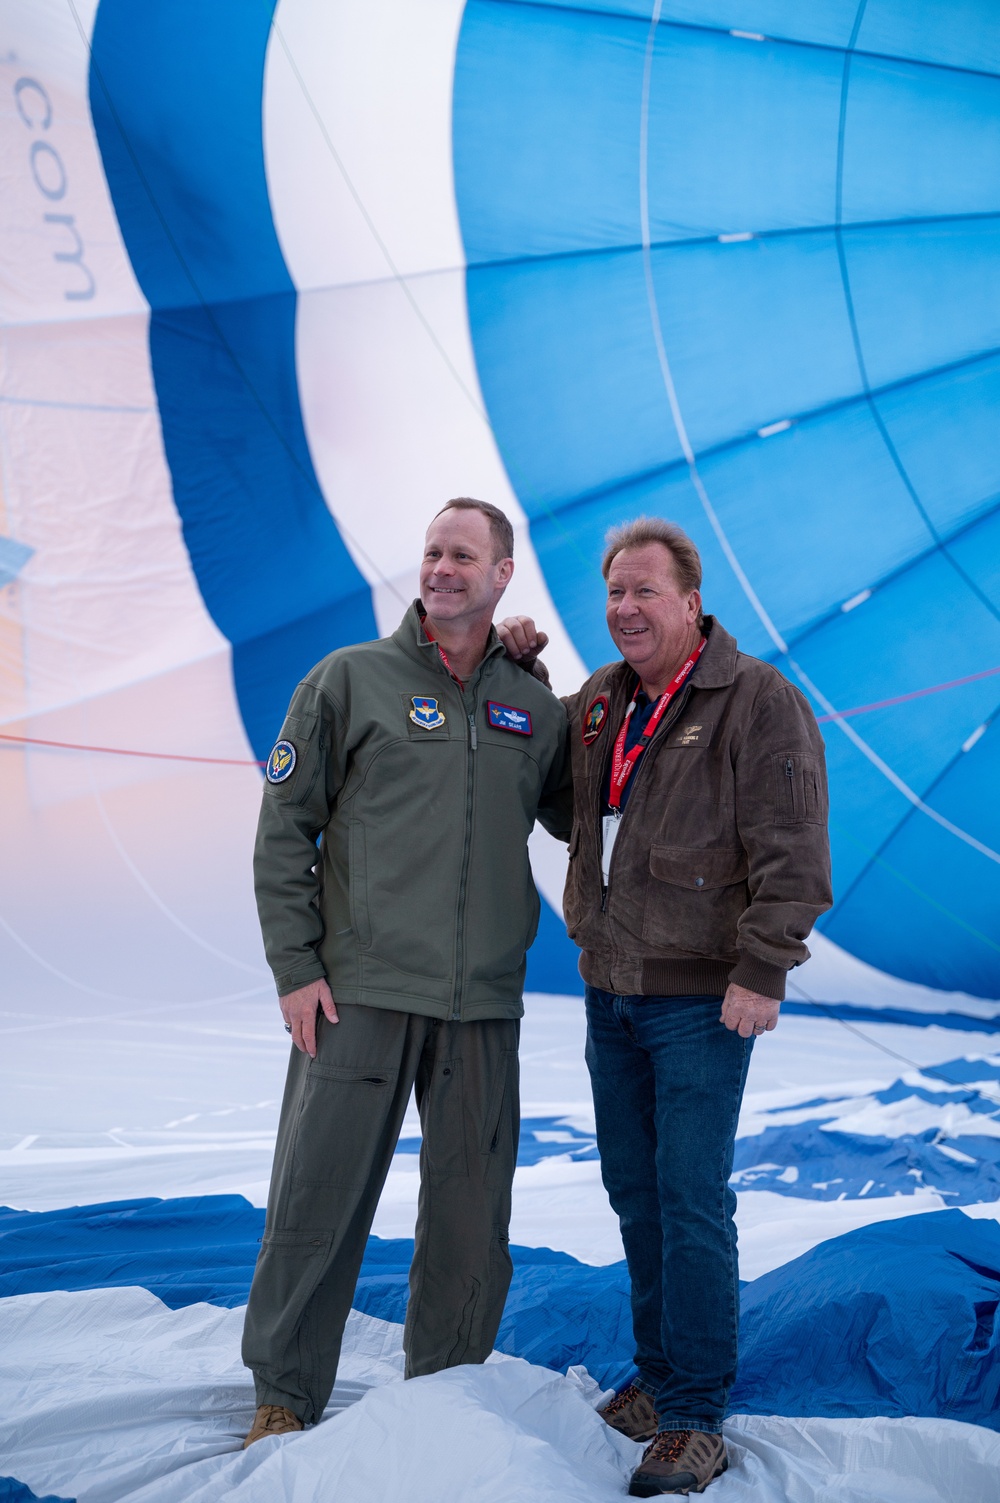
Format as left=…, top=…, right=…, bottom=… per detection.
left=696, top=402, right=928, bottom=640
left=842, top=54, right=1000, bottom=224
left=949, top=505, right=1000, bottom=607
left=645, top=26, right=843, bottom=237
left=453, top=3, right=845, bottom=266
left=856, top=0, right=1000, bottom=75
left=653, top=232, right=859, bottom=449
left=456, top=0, right=1000, bottom=995
left=826, top=736, right=1000, bottom=997
left=845, top=219, right=1000, bottom=392
left=467, top=251, right=685, bottom=511
left=873, top=356, right=1000, bottom=542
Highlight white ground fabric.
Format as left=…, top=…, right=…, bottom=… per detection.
left=3, top=1284, right=997, bottom=1503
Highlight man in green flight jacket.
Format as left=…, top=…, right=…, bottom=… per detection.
left=241, top=498, right=572, bottom=1447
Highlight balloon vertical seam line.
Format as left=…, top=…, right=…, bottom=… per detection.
left=822, top=699, right=1000, bottom=919
left=638, top=0, right=1000, bottom=870
left=832, top=6, right=1000, bottom=630
left=67, top=0, right=409, bottom=610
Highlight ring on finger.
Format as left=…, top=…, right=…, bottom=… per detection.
left=284, top=1023, right=292, bottom=1034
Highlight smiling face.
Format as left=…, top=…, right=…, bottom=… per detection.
left=605, top=542, right=703, bottom=692
left=419, top=507, right=513, bottom=630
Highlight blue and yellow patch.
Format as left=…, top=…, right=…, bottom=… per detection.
left=265, top=739, right=297, bottom=783
left=409, top=696, right=446, bottom=730
left=487, top=701, right=532, bottom=735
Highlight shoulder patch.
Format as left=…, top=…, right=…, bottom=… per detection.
left=409, top=696, right=446, bottom=730
left=487, top=701, right=532, bottom=736
left=582, top=695, right=609, bottom=746
left=266, top=739, right=297, bottom=783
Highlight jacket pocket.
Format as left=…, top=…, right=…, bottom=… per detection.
left=772, top=752, right=825, bottom=825
left=348, top=820, right=372, bottom=948
left=643, top=845, right=749, bottom=954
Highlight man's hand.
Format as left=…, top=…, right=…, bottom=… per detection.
left=280, top=978, right=339, bottom=1057
left=496, top=616, right=549, bottom=678
left=720, top=983, right=780, bottom=1039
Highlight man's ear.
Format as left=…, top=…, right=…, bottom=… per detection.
left=495, top=557, right=515, bottom=592
left=688, top=588, right=702, bottom=622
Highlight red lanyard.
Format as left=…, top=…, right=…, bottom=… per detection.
left=608, top=637, right=707, bottom=810
left=422, top=619, right=464, bottom=688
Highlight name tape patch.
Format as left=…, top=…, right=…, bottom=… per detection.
left=487, top=701, right=532, bottom=735
left=266, top=739, right=297, bottom=783
left=668, top=720, right=713, bottom=748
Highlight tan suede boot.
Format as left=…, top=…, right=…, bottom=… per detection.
left=243, top=1404, right=304, bottom=1449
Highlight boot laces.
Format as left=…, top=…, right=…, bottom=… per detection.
left=649, top=1429, right=694, bottom=1463
left=260, top=1405, right=297, bottom=1433
left=605, top=1382, right=643, bottom=1415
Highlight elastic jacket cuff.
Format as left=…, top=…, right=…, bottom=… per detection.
left=728, top=953, right=788, bottom=1001
left=275, top=962, right=328, bottom=998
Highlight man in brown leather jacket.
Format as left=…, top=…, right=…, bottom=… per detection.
left=499, top=518, right=831, bottom=1496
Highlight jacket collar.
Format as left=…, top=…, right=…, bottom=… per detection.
left=605, top=615, right=737, bottom=695
left=391, top=599, right=504, bottom=676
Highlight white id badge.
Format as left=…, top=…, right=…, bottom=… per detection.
left=601, top=814, right=621, bottom=884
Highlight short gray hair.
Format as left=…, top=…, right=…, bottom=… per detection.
left=435, top=497, right=514, bottom=563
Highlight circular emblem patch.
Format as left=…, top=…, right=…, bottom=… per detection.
left=582, top=695, right=609, bottom=746
left=266, top=739, right=297, bottom=784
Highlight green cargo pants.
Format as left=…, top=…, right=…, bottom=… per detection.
left=241, top=1002, right=520, bottom=1423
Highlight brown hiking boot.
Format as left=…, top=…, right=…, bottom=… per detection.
left=243, top=1404, right=304, bottom=1448
left=628, top=1429, right=728, bottom=1495
left=598, top=1382, right=660, bottom=1442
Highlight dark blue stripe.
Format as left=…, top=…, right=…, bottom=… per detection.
left=88, top=0, right=377, bottom=758
left=4, top=1195, right=999, bottom=1425
left=0, top=1483, right=73, bottom=1503
left=782, top=998, right=1000, bottom=1032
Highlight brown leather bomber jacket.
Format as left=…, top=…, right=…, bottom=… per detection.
left=561, top=618, right=833, bottom=1001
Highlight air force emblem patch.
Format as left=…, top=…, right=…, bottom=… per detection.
left=582, top=695, right=609, bottom=746
left=487, top=701, right=532, bottom=736
left=266, top=739, right=296, bottom=783
left=409, top=696, right=446, bottom=730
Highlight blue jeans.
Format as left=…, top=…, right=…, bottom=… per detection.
left=584, top=987, right=753, bottom=1434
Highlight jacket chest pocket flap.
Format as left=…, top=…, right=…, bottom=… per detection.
left=649, top=845, right=749, bottom=890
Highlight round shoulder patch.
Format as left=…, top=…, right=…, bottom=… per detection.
left=582, top=695, right=609, bottom=746
left=266, top=739, right=297, bottom=784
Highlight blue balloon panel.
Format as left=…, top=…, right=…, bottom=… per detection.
left=454, top=0, right=1000, bottom=996
left=89, top=0, right=378, bottom=761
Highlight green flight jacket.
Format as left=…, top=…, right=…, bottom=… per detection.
left=254, top=603, right=573, bottom=1021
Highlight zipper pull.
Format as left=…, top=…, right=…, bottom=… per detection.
left=785, top=757, right=794, bottom=778
left=469, top=714, right=478, bottom=750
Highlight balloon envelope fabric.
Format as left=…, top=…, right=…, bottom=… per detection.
left=454, top=1, right=1000, bottom=998
left=2, top=0, right=1000, bottom=1009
